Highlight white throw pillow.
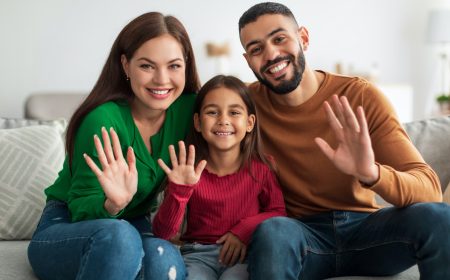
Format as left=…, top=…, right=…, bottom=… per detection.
left=0, top=120, right=66, bottom=240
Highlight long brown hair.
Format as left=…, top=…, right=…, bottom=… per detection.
left=187, top=75, right=275, bottom=175
left=66, top=12, right=200, bottom=168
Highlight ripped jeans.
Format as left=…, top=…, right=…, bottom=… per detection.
left=28, top=200, right=186, bottom=280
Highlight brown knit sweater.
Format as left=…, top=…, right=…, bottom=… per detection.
left=249, top=71, right=442, bottom=218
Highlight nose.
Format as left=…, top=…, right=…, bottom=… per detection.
left=218, top=115, right=230, bottom=126
left=263, top=43, right=281, bottom=63
left=153, top=68, right=170, bottom=85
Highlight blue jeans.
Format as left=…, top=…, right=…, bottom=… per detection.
left=247, top=203, right=450, bottom=280
left=28, top=200, right=186, bottom=280
left=181, top=243, right=248, bottom=280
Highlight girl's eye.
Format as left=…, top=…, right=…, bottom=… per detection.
left=205, top=111, right=218, bottom=116
left=230, top=111, right=241, bottom=116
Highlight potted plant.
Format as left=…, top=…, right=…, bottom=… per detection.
left=436, top=94, right=450, bottom=113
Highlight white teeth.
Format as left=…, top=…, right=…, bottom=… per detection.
left=214, top=132, right=233, bottom=136
left=150, top=89, right=169, bottom=95
left=269, top=62, right=287, bottom=74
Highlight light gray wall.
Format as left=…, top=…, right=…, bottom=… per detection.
left=0, top=0, right=448, bottom=119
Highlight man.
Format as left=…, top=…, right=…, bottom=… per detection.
left=238, top=2, right=450, bottom=279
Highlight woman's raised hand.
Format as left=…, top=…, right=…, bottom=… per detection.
left=84, top=127, right=137, bottom=215
left=158, top=141, right=207, bottom=186
left=314, top=95, right=379, bottom=185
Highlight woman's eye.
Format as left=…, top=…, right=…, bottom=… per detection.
left=169, top=64, right=182, bottom=70
left=140, top=64, right=154, bottom=70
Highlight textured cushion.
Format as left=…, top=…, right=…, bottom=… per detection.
left=444, top=182, right=450, bottom=204
left=403, top=116, right=450, bottom=191
left=0, top=119, right=66, bottom=240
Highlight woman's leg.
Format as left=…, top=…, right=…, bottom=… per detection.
left=129, top=216, right=186, bottom=280
left=28, top=201, right=144, bottom=280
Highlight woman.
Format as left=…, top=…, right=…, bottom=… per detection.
left=27, top=12, right=200, bottom=280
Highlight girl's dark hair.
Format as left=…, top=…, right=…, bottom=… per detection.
left=187, top=75, right=275, bottom=175
left=66, top=12, right=200, bottom=169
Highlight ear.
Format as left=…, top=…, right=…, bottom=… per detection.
left=193, top=113, right=201, bottom=132
left=246, top=114, right=256, bottom=133
left=298, top=26, right=310, bottom=51
left=121, top=54, right=129, bottom=77
left=243, top=52, right=250, bottom=66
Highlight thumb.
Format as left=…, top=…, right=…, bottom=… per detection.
left=216, top=234, right=227, bottom=244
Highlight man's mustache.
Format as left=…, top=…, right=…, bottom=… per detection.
left=260, top=55, right=295, bottom=73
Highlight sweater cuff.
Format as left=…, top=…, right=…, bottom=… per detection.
left=168, top=181, right=195, bottom=198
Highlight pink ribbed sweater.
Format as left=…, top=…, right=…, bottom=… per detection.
left=152, top=159, right=286, bottom=245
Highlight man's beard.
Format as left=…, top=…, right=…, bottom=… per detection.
left=253, top=48, right=306, bottom=95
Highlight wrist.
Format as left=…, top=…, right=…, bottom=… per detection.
left=358, top=164, right=380, bottom=187
left=104, top=198, right=128, bottom=216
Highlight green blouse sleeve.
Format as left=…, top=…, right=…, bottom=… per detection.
left=67, top=103, right=128, bottom=221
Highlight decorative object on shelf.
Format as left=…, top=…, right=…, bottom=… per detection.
left=427, top=9, right=450, bottom=113
left=205, top=41, right=231, bottom=75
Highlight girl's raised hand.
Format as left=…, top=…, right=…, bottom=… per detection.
left=83, top=127, right=137, bottom=215
left=157, top=141, right=207, bottom=186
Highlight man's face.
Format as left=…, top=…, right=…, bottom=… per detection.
left=240, top=14, right=306, bottom=95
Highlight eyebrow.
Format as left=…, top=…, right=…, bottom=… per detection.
left=136, top=57, right=184, bottom=64
left=202, top=103, right=246, bottom=110
left=245, top=27, right=286, bottom=50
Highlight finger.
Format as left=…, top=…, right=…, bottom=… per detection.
left=83, top=153, right=103, bottom=177
left=229, top=246, right=240, bottom=266
left=330, top=95, right=347, bottom=127
left=101, top=127, right=115, bottom=164
left=239, top=246, right=247, bottom=263
left=168, top=145, right=178, bottom=168
left=187, top=145, right=195, bottom=166
left=94, top=134, right=109, bottom=169
left=127, top=147, right=137, bottom=174
left=341, top=96, right=360, bottom=133
left=315, top=137, right=335, bottom=161
left=157, top=158, right=172, bottom=175
left=218, top=240, right=229, bottom=264
left=223, top=245, right=235, bottom=266
left=195, top=160, right=207, bottom=177
left=323, top=101, right=344, bottom=139
left=357, top=106, right=370, bottom=138
left=110, top=127, right=124, bottom=160
left=178, top=141, right=186, bottom=165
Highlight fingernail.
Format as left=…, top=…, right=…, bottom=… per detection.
left=110, top=127, right=114, bottom=132
left=101, top=126, right=106, bottom=132
left=94, top=134, right=98, bottom=139
left=83, top=153, right=87, bottom=158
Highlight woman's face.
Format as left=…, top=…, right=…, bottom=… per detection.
left=122, top=34, right=186, bottom=113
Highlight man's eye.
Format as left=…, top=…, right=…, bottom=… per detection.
left=250, top=47, right=262, bottom=55
left=274, top=36, right=285, bottom=43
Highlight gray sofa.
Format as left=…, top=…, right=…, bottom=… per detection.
left=0, top=93, right=449, bottom=279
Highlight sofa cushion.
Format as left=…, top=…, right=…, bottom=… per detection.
left=0, top=241, right=38, bottom=280
left=0, top=119, right=66, bottom=240
left=403, top=116, right=450, bottom=191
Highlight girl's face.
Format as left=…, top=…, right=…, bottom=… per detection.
left=194, top=87, right=255, bottom=155
left=121, top=34, right=186, bottom=113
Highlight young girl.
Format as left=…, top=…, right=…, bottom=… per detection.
left=28, top=12, right=200, bottom=280
left=152, top=75, right=286, bottom=280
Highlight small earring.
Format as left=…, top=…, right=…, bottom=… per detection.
left=126, top=75, right=130, bottom=81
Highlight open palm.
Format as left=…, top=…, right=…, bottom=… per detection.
left=315, top=95, right=379, bottom=184
left=84, top=127, right=137, bottom=214
left=157, top=141, right=206, bottom=186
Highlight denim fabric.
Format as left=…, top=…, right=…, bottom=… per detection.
left=181, top=243, right=248, bottom=280
left=28, top=200, right=186, bottom=280
left=247, top=203, right=450, bottom=280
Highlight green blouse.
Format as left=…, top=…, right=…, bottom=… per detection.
left=45, top=93, right=196, bottom=222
